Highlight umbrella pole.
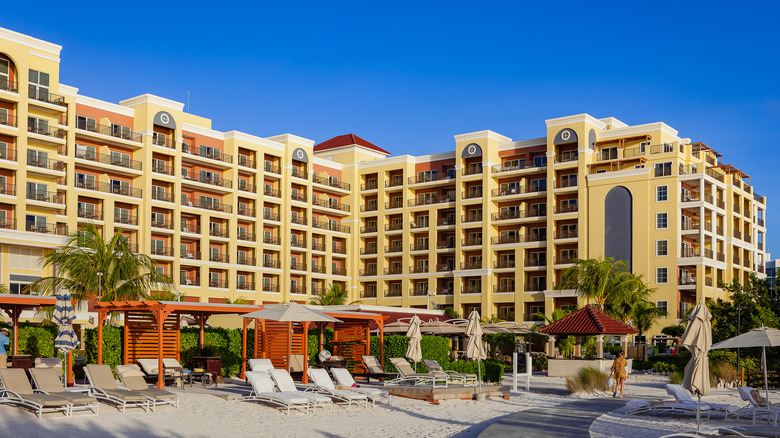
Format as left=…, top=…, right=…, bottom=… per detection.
left=478, top=359, right=482, bottom=394
left=763, top=347, right=769, bottom=404
left=697, top=392, right=701, bottom=431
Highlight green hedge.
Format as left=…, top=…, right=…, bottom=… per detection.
left=84, top=326, right=123, bottom=370
left=12, top=324, right=58, bottom=358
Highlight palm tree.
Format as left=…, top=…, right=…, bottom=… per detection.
left=31, top=224, right=172, bottom=301
left=309, top=284, right=358, bottom=306
left=557, top=257, right=639, bottom=308
left=607, top=273, right=655, bottom=323
left=631, top=301, right=667, bottom=336
left=533, top=307, right=576, bottom=357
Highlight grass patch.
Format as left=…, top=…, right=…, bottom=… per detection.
left=670, top=371, right=683, bottom=384
left=566, top=366, right=609, bottom=394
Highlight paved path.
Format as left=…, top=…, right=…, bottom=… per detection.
left=478, top=397, right=633, bottom=438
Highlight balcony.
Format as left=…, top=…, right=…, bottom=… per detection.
left=237, top=207, right=255, bottom=217
left=733, top=204, right=741, bottom=214
left=181, top=196, right=231, bottom=213
left=493, top=260, right=515, bottom=269
left=151, top=136, right=176, bottom=149
left=289, top=239, right=307, bottom=249
left=77, top=208, right=102, bottom=220
left=237, top=281, right=255, bottom=291
left=115, top=215, right=138, bottom=226
left=263, top=162, right=281, bottom=174
left=409, top=265, right=429, bottom=274
left=310, top=265, right=326, bottom=274
left=361, top=289, right=378, bottom=298
left=524, top=282, right=546, bottom=292
left=384, top=266, right=403, bottom=275
left=26, top=190, right=63, bottom=204
left=313, top=220, right=350, bottom=233
left=491, top=234, right=523, bottom=245
left=263, top=211, right=280, bottom=221
left=238, top=232, right=256, bottom=242
left=555, top=179, right=578, bottom=189
left=678, top=277, right=697, bottom=287
left=262, top=283, right=280, bottom=292
left=290, top=167, right=305, bottom=179
left=290, top=192, right=307, bottom=202
left=28, top=123, right=66, bottom=139
left=554, top=152, right=578, bottom=164
left=385, top=222, right=404, bottom=232
left=410, top=242, right=429, bottom=251
left=493, top=161, right=546, bottom=173
left=0, top=148, right=16, bottom=162
left=681, top=221, right=700, bottom=231
left=385, top=178, right=404, bottom=188
left=554, top=229, right=577, bottom=240
left=28, top=86, right=66, bottom=106
left=491, top=208, right=546, bottom=221
left=75, top=181, right=142, bottom=198
left=361, top=181, right=379, bottom=191
left=554, top=254, right=577, bottom=265
left=181, top=144, right=232, bottom=164
left=151, top=161, right=173, bottom=175
left=311, top=242, right=325, bottom=251
left=409, top=288, right=428, bottom=296
left=0, top=79, right=18, bottom=93
left=264, top=187, right=281, bottom=198
left=491, top=185, right=546, bottom=197
left=385, top=200, right=404, bottom=210
left=75, top=150, right=142, bottom=171
left=462, top=166, right=483, bottom=176
left=384, top=244, right=404, bottom=254
left=150, top=246, right=174, bottom=257
left=75, top=120, right=142, bottom=143
left=182, top=173, right=232, bottom=190
left=312, top=198, right=350, bottom=213
left=461, top=285, right=482, bottom=294
left=332, top=244, right=346, bottom=255
left=494, top=284, right=516, bottom=293
left=361, top=225, right=378, bottom=233
left=436, top=240, right=456, bottom=250
left=408, top=196, right=438, bottom=207
left=733, top=255, right=741, bottom=266
left=385, top=289, right=402, bottom=297
left=262, top=259, right=281, bottom=269
left=461, top=213, right=483, bottom=223
left=436, top=264, right=455, bottom=272
left=290, top=262, right=307, bottom=271
left=181, top=276, right=200, bottom=286
left=460, top=261, right=482, bottom=270
left=238, top=182, right=256, bottom=193
left=680, top=248, right=700, bottom=258
left=312, top=175, right=350, bottom=191
left=289, top=285, right=306, bottom=294
left=208, top=279, right=228, bottom=288
left=27, top=156, right=65, bottom=173
left=360, top=268, right=378, bottom=276
left=0, top=183, right=14, bottom=196
left=361, top=204, right=378, bottom=212
left=25, top=222, right=68, bottom=235
left=462, top=190, right=483, bottom=199
left=151, top=191, right=174, bottom=203
left=150, top=218, right=173, bottom=229
left=361, top=247, right=378, bottom=255
left=462, top=237, right=482, bottom=246
left=438, top=217, right=457, bottom=227
left=525, top=258, right=547, bottom=267
left=0, top=114, right=17, bottom=128
left=237, top=155, right=256, bottom=169
left=290, top=215, right=308, bottom=226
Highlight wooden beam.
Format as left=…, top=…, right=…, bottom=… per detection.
left=241, top=318, right=250, bottom=379
left=96, top=311, right=108, bottom=364
left=302, top=321, right=310, bottom=384
left=155, top=308, right=173, bottom=390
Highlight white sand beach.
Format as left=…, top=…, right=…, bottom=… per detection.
left=0, top=373, right=763, bottom=438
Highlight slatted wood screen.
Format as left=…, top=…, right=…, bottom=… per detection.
left=333, top=322, right=369, bottom=373
left=257, top=321, right=306, bottom=370
left=125, top=311, right=180, bottom=364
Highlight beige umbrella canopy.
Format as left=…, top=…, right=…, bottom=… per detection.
left=382, top=320, right=410, bottom=334
left=405, top=315, right=423, bottom=367
left=466, top=310, right=487, bottom=389
left=712, top=326, right=780, bottom=405
left=481, top=322, right=533, bottom=335
left=421, top=319, right=466, bottom=335
left=681, top=303, right=712, bottom=430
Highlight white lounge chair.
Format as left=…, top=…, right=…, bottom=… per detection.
left=116, top=365, right=180, bottom=411
left=248, top=358, right=275, bottom=373
left=388, top=357, right=448, bottom=388
left=330, top=367, right=391, bottom=406
left=0, top=368, right=71, bottom=418
left=85, top=364, right=150, bottom=413
left=307, top=368, right=369, bottom=409
left=268, top=369, right=333, bottom=413
left=29, top=367, right=99, bottom=416
left=626, top=399, right=709, bottom=417
left=137, top=358, right=182, bottom=387
left=422, top=359, right=478, bottom=386
left=666, top=384, right=739, bottom=420
left=238, top=371, right=310, bottom=415
left=738, top=387, right=780, bottom=426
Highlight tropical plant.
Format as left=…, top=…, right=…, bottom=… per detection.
left=533, top=307, right=576, bottom=357
left=225, top=296, right=250, bottom=305
left=557, top=257, right=639, bottom=308
left=631, top=300, right=667, bottom=336
left=31, top=224, right=172, bottom=301
left=308, top=284, right=358, bottom=306
left=443, top=307, right=460, bottom=319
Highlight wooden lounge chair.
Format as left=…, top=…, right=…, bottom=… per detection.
left=422, top=359, right=478, bottom=386
left=738, top=387, right=780, bottom=426
left=355, top=355, right=395, bottom=382
left=666, top=384, right=739, bottom=420
left=29, top=367, right=99, bottom=416
left=330, top=367, right=391, bottom=406
left=238, top=371, right=310, bottom=415
left=307, top=368, right=369, bottom=409
left=116, top=365, right=180, bottom=411
left=0, top=368, right=71, bottom=418
left=388, top=358, right=448, bottom=388
left=85, top=364, right=150, bottom=413
left=268, top=369, right=333, bottom=413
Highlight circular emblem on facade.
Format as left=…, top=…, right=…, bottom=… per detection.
left=561, top=130, right=571, bottom=141
left=160, top=113, right=170, bottom=124
left=467, top=145, right=477, bottom=154
left=296, top=150, right=304, bottom=159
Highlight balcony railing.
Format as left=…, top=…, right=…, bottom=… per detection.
left=334, top=268, right=349, bottom=276
left=460, top=261, right=482, bottom=270
left=361, top=289, right=378, bottom=298
left=0, top=148, right=16, bottom=161
left=75, top=181, right=142, bottom=198
left=462, top=213, right=483, bottom=223
left=461, top=285, right=482, bottom=294
left=409, top=288, right=429, bottom=296
left=179, top=250, right=200, bottom=260
left=262, top=259, right=281, bottom=269
left=494, top=284, right=515, bottom=293
left=360, top=247, right=378, bottom=255
left=76, top=120, right=142, bottom=143
left=409, top=265, right=429, bottom=273
left=181, top=196, right=231, bottom=213
left=384, top=266, right=403, bottom=275
left=554, top=229, right=577, bottom=239
left=181, top=144, right=232, bottom=163
left=555, top=179, right=578, bottom=189
left=238, top=232, right=256, bottom=242
left=525, top=258, right=546, bottom=267
left=462, top=190, right=483, bottom=199
left=262, top=283, right=280, bottom=292
left=28, top=123, right=66, bottom=139
left=263, top=211, right=280, bottom=221
left=289, top=239, right=306, bottom=249
left=361, top=181, right=379, bottom=191
left=311, top=242, right=325, bottom=251
left=290, top=262, right=307, bottom=271
left=238, top=182, right=256, bottom=193
left=385, top=222, right=404, bottom=232
left=312, top=198, right=350, bottom=212
left=554, top=152, right=578, bottom=163
left=493, top=160, right=546, bottom=173
left=25, top=222, right=68, bottom=235
left=181, top=276, right=200, bottom=286
left=208, top=228, right=228, bottom=239
left=75, top=150, right=143, bottom=171
left=333, top=244, right=346, bottom=254
left=681, top=221, right=700, bottom=231
left=150, top=218, right=173, bottom=229
left=237, top=282, right=255, bottom=291
left=29, top=86, right=66, bottom=106
left=491, top=185, right=546, bottom=197
left=385, top=289, right=402, bottom=297
left=77, top=208, right=102, bottom=220
left=360, top=268, right=378, bottom=276
left=705, top=277, right=713, bottom=287
left=290, top=286, right=307, bottom=294
left=151, top=161, right=173, bottom=175
left=408, top=196, right=438, bottom=207
left=237, top=207, right=255, bottom=217
left=438, top=217, right=457, bottom=226
left=385, top=178, right=404, bottom=188
left=312, top=175, right=350, bottom=191
left=311, top=265, right=327, bottom=273
left=555, top=254, right=577, bottom=265
left=182, top=173, right=232, bottom=189
left=264, top=162, right=281, bottom=174
left=437, top=240, right=456, bottom=249
left=524, top=282, right=546, bottom=292
left=290, top=215, right=308, bottom=225
left=0, top=183, right=14, bottom=196
left=436, top=264, right=455, bottom=272
left=385, top=201, right=404, bottom=209
left=151, top=191, right=174, bottom=202
left=150, top=246, right=174, bottom=257
left=26, top=190, right=64, bottom=204
left=313, top=220, right=350, bottom=233
left=27, top=156, right=65, bottom=172
left=462, top=237, right=482, bottom=246
left=0, top=114, right=17, bottom=128
left=493, top=260, right=515, bottom=269
left=0, top=79, right=18, bottom=93
left=115, top=215, right=138, bottom=226
left=678, top=277, right=696, bottom=286
left=410, top=242, right=429, bottom=251
left=208, top=279, right=228, bottom=288
left=681, top=248, right=700, bottom=257
left=361, top=204, right=378, bottom=212
left=361, top=225, right=378, bottom=233
left=263, top=187, right=282, bottom=198
left=290, top=192, right=307, bottom=202
left=462, top=166, right=483, bottom=176
left=491, top=208, right=546, bottom=221
left=237, top=155, right=255, bottom=169
left=384, top=245, right=404, bottom=253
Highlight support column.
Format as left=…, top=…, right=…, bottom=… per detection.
left=621, top=335, right=629, bottom=355
left=302, top=321, right=310, bottom=384
left=547, top=335, right=556, bottom=357
left=379, top=319, right=384, bottom=371
left=154, top=308, right=173, bottom=390
left=574, top=336, right=582, bottom=358
left=241, top=318, right=250, bottom=380
left=97, top=311, right=108, bottom=364
left=596, top=335, right=604, bottom=359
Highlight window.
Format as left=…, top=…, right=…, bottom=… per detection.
left=656, top=213, right=668, bottom=229
left=503, top=159, right=521, bottom=170
left=639, top=141, right=650, bottom=154
left=26, top=149, right=48, bottom=166
left=533, top=155, right=547, bottom=167
left=75, top=172, right=96, bottom=189
left=151, top=212, right=166, bottom=226
left=200, top=145, right=221, bottom=160
left=530, top=178, right=546, bottom=191
left=110, top=151, right=130, bottom=167
left=656, top=267, right=668, bottom=284
left=656, top=185, right=668, bottom=201
left=112, top=123, right=131, bottom=140
left=26, top=182, right=47, bottom=199
left=601, top=147, right=617, bottom=160
left=76, top=116, right=97, bottom=132
left=0, top=140, right=8, bottom=160
left=29, top=69, right=49, bottom=100
left=110, top=179, right=130, bottom=195
left=656, top=240, right=668, bottom=256
left=151, top=239, right=165, bottom=254
left=417, top=170, right=437, bottom=182
left=0, top=59, right=8, bottom=85
left=654, top=161, right=672, bottom=177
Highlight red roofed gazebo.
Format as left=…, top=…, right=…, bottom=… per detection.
left=539, top=305, right=637, bottom=360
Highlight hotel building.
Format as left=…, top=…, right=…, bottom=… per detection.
left=0, top=28, right=768, bottom=332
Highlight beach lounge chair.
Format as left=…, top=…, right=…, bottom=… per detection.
left=0, top=368, right=71, bottom=418
left=268, top=368, right=333, bottom=413
left=307, top=368, right=369, bottom=409
left=33, top=358, right=63, bottom=369
left=84, top=364, right=150, bottom=413
left=137, top=358, right=182, bottom=387
left=666, top=384, right=739, bottom=420
left=248, top=358, right=275, bottom=373
left=29, top=367, right=99, bottom=416
left=738, top=387, right=780, bottom=426
left=354, top=355, right=395, bottom=382
left=625, top=398, right=709, bottom=417
left=238, top=371, right=310, bottom=415
left=422, top=359, right=478, bottom=386
left=330, top=367, right=391, bottom=406
left=116, top=365, right=180, bottom=412
left=388, top=358, right=448, bottom=388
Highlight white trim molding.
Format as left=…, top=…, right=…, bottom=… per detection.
left=454, top=130, right=512, bottom=144
left=75, top=94, right=135, bottom=117
left=120, top=94, right=185, bottom=112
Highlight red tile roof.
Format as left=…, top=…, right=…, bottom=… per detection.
left=314, top=134, right=390, bottom=155
left=538, top=305, right=638, bottom=335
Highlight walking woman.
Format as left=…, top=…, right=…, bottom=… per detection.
left=610, top=350, right=628, bottom=398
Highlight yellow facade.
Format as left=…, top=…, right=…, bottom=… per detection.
left=0, top=28, right=768, bottom=335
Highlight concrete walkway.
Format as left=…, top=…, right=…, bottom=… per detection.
left=478, top=397, right=634, bottom=438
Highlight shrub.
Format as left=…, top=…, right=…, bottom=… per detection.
left=15, top=324, right=58, bottom=359
left=483, top=360, right=505, bottom=383
left=632, top=360, right=652, bottom=371
left=654, top=362, right=677, bottom=373
left=712, top=361, right=738, bottom=384
left=669, top=371, right=683, bottom=384
left=566, top=367, right=608, bottom=394
left=532, top=355, right=548, bottom=371
left=661, top=325, right=685, bottom=337
left=84, top=325, right=123, bottom=370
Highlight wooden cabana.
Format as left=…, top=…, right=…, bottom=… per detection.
left=93, top=300, right=260, bottom=389
left=242, top=309, right=385, bottom=384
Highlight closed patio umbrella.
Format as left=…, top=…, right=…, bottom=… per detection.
left=240, top=302, right=341, bottom=372
left=52, top=290, right=79, bottom=382
left=712, top=326, right=780, bottom=407
left=466, top=310, right=487, bottom=392
left=406, top=315, right=422, bottom=371
left=681, top=302, right=712, bottom=430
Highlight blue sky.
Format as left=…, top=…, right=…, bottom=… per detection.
left=5, top=1, right=780, bottom=253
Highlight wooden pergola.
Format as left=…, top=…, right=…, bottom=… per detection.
left=93, top=300, right=260, bottom=389
left=0, top=293, right=78, bottom=385
left=241, top=310, right=386, bottom=384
